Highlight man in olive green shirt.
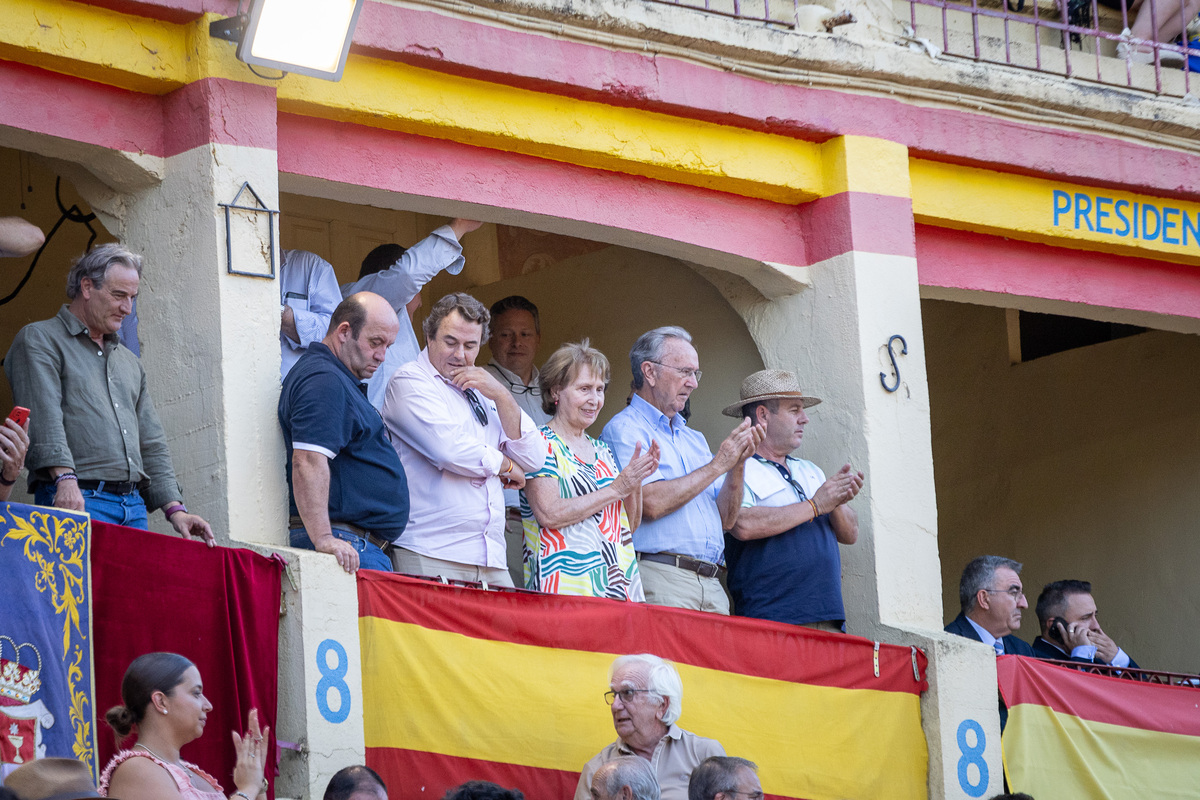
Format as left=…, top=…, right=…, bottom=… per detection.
left=4, top=243, right=213, bottom=543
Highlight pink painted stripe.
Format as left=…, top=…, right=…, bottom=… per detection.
left=800, top=192, right=916, bottom=262
left=163, top=78, right=278, bottom=156
left=916, top=224, right=1200, bottom=320
left=0, top=65, right=275, bottom=158
left=277, top=113, right=810, bottom=266
left=353, top=3, right=1200, bottom=201
left=0, top=59, right=165, bottom=156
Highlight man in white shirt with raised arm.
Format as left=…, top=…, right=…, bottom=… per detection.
left=382, top=292, right=545, bottom=585
left=341, top=218, right=482, bottom=408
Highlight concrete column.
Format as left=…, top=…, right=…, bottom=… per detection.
left=716, top=136, right=1005, bottom=800
left=269, top=549, right=365, bottom=800
left=98, top=79, right=288, bottom=546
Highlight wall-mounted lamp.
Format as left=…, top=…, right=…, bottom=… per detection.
left=209, top=0, right=366, bottom=82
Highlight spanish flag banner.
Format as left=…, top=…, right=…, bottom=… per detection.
left=358, top=572, right=928, bottom=800
left=998, top=656, right=1200, bottom=799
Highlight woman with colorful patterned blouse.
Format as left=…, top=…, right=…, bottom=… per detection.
left=521, top=340, right=660, bottom=600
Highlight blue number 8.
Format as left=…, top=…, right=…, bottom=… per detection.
left=316, top=639, right=351, bottom=724
left=956, top=719, right=989, bottom=797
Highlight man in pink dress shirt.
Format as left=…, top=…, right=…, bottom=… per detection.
left=381, top=292, right=546, bottom=586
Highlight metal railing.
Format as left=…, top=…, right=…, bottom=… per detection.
left=644, top=0, right=1200, bottom=98
left=1040, top=658, right=1200, bottom=686
left=645, top=0, right=800, bottom=26
left=907, top=0, right=1198, bottom=96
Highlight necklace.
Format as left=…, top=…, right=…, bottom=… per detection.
left=135, top=742, right=186, bottom=770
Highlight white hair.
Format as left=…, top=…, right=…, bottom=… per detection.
left=609, top=653, right=683, bottom=726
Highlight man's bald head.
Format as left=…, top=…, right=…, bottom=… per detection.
left=325, top=292, right=400, bottom=380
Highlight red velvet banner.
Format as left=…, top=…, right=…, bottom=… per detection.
left=90, top=522, right=283, bottom=797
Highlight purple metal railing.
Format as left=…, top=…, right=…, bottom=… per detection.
left=645, top=0, right=798, bottom=24
left=645, top=0, right=1199, bottom=98
left=908, top=0, right=1198, bottom=96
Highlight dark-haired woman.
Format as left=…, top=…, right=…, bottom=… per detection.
left=98, top=652, right=268, bottom=800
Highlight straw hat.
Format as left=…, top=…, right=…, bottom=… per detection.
left=721, top=369, right=821, bottom=417
left=4, top=758, right=107, bottom=800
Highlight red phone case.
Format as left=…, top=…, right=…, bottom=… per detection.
left=7, top=406, right=29, bottom=426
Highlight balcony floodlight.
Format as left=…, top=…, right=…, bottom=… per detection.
left=209, top=0, right=365, bottom=82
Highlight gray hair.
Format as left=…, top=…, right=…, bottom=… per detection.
left=959, top=555, right=1023, bottom=614
left=66, top=243, right=143, bottom=299
left=688, top=757, right=757, bottom=800
left=610, top=654, right=683, bottom=726
left=423, top=292, right=490, bottom=342
left=629, top=326, right=692, bottom=390
left=597, top=757, right=660, bottom=800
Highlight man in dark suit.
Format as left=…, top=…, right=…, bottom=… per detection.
left=1032, top=580, right=1139, bottom=668
left=945, top=555, right=1035, bottom=657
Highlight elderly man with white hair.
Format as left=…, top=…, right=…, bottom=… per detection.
left=575, top=654, right=724, bottom=800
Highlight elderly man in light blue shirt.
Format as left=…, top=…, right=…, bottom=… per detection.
left=341, top=219, right=482, bottom=409
left=601, top=326, right=762, bottom=614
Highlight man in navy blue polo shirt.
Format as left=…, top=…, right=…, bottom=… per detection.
left=280, top=292, right=409, bottom=574
left=724, top=370, right=864, bottom=631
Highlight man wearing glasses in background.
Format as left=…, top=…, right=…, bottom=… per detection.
left=484, top=295, right=552, bottom=586
left=382, top=292, right=545, bottom=585
left=602, top=326, right=763, bottom=614
left=575, top=654, right=724, bottom=800
left=945, top=555, right=1035, bottom=657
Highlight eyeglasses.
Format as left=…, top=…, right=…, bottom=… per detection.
left=985, top=587, right=1025, bottom=599
left=465, top=389, right=488, bottom=427
left=495, top=370, right=542, bottom=397
left=604, top=688, right=654, bottom=705
left=648, top=361, right=702, bottom=382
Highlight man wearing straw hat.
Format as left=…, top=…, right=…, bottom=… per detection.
left=723, top=370, right=863, bottom=632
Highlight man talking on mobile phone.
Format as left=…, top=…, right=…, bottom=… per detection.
left=1032, top=580, right=1140, bottom=668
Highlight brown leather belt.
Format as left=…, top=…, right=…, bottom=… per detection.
left=288, top=516, right=395, bottom=555
left=638, top=552, right=725, bottom=579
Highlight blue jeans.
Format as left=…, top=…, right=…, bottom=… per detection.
left=34, top=483, right=149, bottom=530
left=289, top=526, right=393, bottom=572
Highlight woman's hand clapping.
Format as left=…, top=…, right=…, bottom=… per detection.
left=231, top=708, right=270, bottom=800
left=611, top=440, right=660, bottom=498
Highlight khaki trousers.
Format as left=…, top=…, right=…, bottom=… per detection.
left=637, top=557, right=730, bottom=615
left=391, top=548, right=515, bottom=588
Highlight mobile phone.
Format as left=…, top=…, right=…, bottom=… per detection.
left=7, top=406, right=29, bottom=426
left=1048, top=617, right=1070, bottom=644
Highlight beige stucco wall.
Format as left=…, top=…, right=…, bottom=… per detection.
left=925, top=298, right=1200, bottom=673
left=0, top=148, right=116, bottom=412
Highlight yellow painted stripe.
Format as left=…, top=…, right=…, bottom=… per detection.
left=0, top=0, right=191, bottom=92
left=911, top=158, right=1200, bottom=265
left=360, top=616, right=927, bottom=800
left=1004, top=704, right=1200, bottom=799
left=278, top=54, right=825, bottom=204
left=822, top=135, right=911, bottom=198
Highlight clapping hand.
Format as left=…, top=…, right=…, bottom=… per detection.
left=811, top=464, right=864, bottom=515
left=231, top=708, right=270, bottom=800
left=612, top=441, right=660, bottom=497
